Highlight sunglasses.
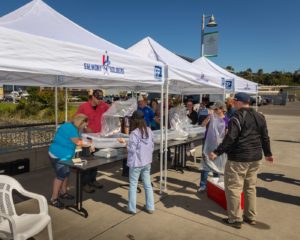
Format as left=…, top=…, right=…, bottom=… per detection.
left=94, top=95, right=103, bottom=100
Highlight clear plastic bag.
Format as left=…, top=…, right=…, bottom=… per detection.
left=202, top=114, right=227, bottom=175
left=101, top=98, right=137, bottom=136
left=169, top=106, right=190, bottom=139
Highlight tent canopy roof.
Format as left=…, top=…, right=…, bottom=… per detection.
left=193, top=57, right=258, bottom=94
left=0, top=26, right=164, bottom=88
left=0, top=0, right=127, bottom=55
left=128, top=37, right=224, bottom=94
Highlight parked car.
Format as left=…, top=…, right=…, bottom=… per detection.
left=263, top=96, right=273, bottom=104
left=250, top=95, right=263, bottom=106
left=69, top=96, right=81, bottom=102
left=19, top=91, right=29, bottom=99
left=4, top=91, right=20, bottom=102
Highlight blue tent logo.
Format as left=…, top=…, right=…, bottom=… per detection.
left=154, top=66, right=162, bottom=80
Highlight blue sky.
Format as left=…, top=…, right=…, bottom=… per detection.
left=1, top=0, right=299, bottom=73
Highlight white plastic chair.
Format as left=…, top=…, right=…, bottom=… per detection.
left=0, top=175, right=53, bottom=240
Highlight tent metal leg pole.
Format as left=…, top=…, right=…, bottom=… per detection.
left=159, top=83, right=164, bottom=194
left=164, top=80, right=169, bottom=191
left=55, top=81, right=58, bottom=129
left=65, top=87, right=68, bottom=122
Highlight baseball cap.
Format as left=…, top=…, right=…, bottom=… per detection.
left=210, top=101, right=226, bottom=110
left=137, top=95, right=144, bottom=101
left=92, top=89, right=103, bottom=100
left=233, top=92, right=250, bottom=103
left=131, top=110, right=144, bottom=119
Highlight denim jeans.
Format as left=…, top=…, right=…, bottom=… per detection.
left=128, top=164, right=154, bottom=213
left=49, top=156, right=70, bottom=181
left=200, top=170, right=219, bottom=188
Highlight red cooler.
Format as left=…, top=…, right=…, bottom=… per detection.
left=207, top=178, right=244, bottom=210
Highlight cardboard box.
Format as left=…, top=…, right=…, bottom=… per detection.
left=207, top=178, right=244, bottom=210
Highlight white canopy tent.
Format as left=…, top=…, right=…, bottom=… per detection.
left=129, top=37, right=224, bottom=95
left=0, top=0, right=167, bottom=192
left=0, top=0, right=222, bottom=193
left=193, top=57, right=258, bottom=94
left=128, top=37, right=224, bottom=190
left=0, top=27, right=164, bottom=88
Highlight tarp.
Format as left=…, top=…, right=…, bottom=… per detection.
left=193, top=57, right=258, bottom=94
left=0, top=27, right=164, bottom=88
left=128, top=37, right=224, bottom=94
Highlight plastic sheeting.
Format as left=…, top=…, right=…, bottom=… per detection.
left=169, top=106, right=190, bottom=139
left=100, top=98, right=137, bottom=136
left=188, top=125, right=206, bottom=138
left=82, top=133, right=129, bottom=149
left=202, top=114, right=227, bottom=174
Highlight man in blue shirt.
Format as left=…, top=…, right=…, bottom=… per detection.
left=137, top=95, right=154, bottom=127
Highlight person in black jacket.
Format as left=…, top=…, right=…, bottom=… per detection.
left=209, top=92, right=274, bottom=229
left=186, top=100, right=198, bottom=125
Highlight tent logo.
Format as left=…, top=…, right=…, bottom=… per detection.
left=154, top=66, right=162, bottom=80
left=83, top=51, right=125, bottom=75
left=226, top=80, right=233, bottom=90
left=102, top=51, right=110, bottom=74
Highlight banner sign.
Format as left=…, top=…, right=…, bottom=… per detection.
left=203, top=31, right=218, bottom=57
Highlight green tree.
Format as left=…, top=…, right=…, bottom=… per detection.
left=225, top=66, right=235, bottom=72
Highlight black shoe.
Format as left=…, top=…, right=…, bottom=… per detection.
left=50, top=198, right=64, bottom=209
left=83, top=185, right=95, bottom=193
left=222, top=218, right=242, bottom=229
left=89, top=181, right=103, bottom=189
left=59, top=192, right=75, bottom=200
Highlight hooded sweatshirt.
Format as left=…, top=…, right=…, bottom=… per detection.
left=127, top=127, right=154, bottom=168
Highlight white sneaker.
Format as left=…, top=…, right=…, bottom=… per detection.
left=197, top=186, right=206, bottom=193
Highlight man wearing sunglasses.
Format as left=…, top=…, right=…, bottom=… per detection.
left=76, top=89, right=110, bottom=193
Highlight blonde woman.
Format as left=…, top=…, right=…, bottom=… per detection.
left=49, top=114, right=90, bottom=208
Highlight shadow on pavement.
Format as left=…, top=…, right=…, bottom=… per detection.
left=274, top=139, right=300, bottom=144
left=257, top=187, right=300, bottom=206
left=258, top=172, right=300, bottom=186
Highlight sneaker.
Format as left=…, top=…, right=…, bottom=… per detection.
left=144, top=209, right=154, bottom=214
left=143, top=206, right=154, bottom=214
left=50, top=198, right=64, bottom=209
left=222, top=218, right=242, bottom=229
left=89, top=181, right=103, bottom=189
left=243, top=216, right=256, bottom=225
left=197, top=186, right=206, bottom=193
left=83, top=185, right=95, bottom=194
left=59, top=192, right=74, bottom=200
left=125, top=209, right=136, bottom=215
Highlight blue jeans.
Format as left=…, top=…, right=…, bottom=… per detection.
left=128, top=164, right=154, bottom=213
left=200, top=170, right=219, bottom=188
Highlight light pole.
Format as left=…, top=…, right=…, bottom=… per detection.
left=201, top=14, right=218, bottom=57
